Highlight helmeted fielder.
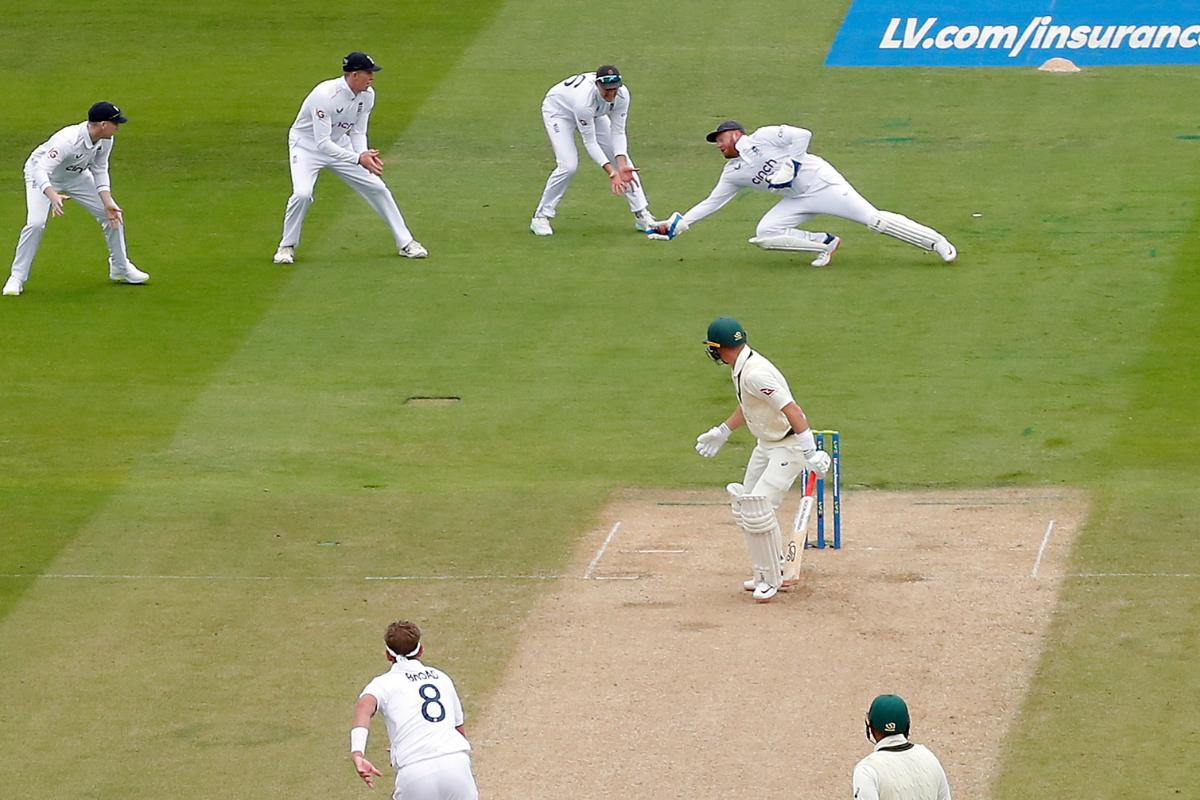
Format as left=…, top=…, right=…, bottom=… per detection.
left=854, top=694, right=952, bottom=800
left=697, top=316, right=831, bottom=602
left=273, top=51, right=427, bottom=265
left=530, top=65, right=657, bottom=236
left=350, top=620, right=479, bottom=800
left=649, top=120, right=956, bottom=267
left=4, top=102, right=148, bottom=297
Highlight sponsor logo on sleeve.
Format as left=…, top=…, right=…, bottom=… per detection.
left=760, top=387, right=776, bottom=396
left=316, top=109, right=326, bottom=119
left=827, top=0, right=1200, bottom=66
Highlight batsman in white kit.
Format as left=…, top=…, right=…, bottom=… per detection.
left=696, top=317, right=831, bottom=602
left=273, top=52, right=427, bottom=265
left=649, top=120, right=956, bottom=267
left=530, top=65, right=657, bottom=236
left=4, top=102, right=148, bottom=297
left=350, top=620, right=478, bottom=800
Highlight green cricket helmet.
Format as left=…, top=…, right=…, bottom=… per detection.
left=704, top=316, right=747, bottom=363
left=866, top=694, right=911, bottom=740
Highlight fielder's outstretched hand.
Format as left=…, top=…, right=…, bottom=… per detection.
left=647, top=211, right=688, bottom=241
left=352, top=754, right=382, bottom=788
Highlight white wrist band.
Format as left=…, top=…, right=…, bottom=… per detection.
left=795, top=428, right=816, bottom=451
left=350, top=726, right=369, bottom=754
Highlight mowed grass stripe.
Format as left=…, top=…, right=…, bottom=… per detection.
left=994, top=182, right=1200, bottom=800
left=0, top=1, right=504, bottom=619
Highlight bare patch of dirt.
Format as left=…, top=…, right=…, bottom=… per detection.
left=472, top=488, right=1085, bottom=799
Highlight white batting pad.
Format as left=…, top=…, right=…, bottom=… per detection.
left=734, top=494, right=784, bottom=588
left=748, top=230, right=828, bottom=253
left=868, top=211, right=942, bottom=251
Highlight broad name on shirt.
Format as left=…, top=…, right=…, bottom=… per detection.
left=404, top=668, right=441, bottom=682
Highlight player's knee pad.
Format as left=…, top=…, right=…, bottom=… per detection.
left=869, top=210, right=939, bottom=250
left=737, top=494, right=779, bottom=534
left=736, top=495, right=784, bottom=586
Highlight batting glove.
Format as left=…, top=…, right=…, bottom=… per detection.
left=802, top=449, right=831, bottom=476
left=646, top=211, right=689, bottom=241
left=765, top=159, right=800, bottom=190
left=695, top=423, right=732, bottom=457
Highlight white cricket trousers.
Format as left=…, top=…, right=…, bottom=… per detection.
left=9, top=169, right=131, bottom=283
left=755, top=171, right=877, bottom=242
left=534, top=107, right=648, bottom=218
left=392, top=752, right=478, bottom=800
left=742, top=441, right=807, bottom=509
left=279, top=144, right=414, bottom=250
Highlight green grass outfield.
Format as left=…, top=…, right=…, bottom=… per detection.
left=0, top=1, right=1197, bottom=797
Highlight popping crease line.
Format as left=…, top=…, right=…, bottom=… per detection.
left=1030, top=519, right=1056, bottom=578
left=584, top=521, right=622, bottom=579
left=0, top=572, right=571, bottom=582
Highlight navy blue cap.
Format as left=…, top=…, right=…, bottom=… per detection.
left=88, top=102, right=127, bottom=124
left=706, top=119, right=744, bottom=142
left=343, top=52, right=382, bottom=72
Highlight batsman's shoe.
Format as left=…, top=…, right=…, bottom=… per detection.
left=935, top=237, right=957, bottom=263
left=530, top=215, right=553, bottom=236
left=810, top=235, right=840, bottom=267
left=633, top=209, right=657, bottom=232
left=3, top=275, right=22, bottom=296
left=109, top=259, right=149, bottom=284
left=400, top=240, right=428, bottom=259
left=273, top=245, right=295, bottom=264
left=743, top=578, right=757, bottom=592
left=752, top=581, right=779, bottom=603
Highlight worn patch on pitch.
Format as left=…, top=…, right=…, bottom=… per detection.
left=471, top=488, right=1085, bottom=800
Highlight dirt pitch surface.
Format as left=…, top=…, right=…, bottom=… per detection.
left=472, top=488, right=1085, bottom=799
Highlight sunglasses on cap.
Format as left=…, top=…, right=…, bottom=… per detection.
left=597, top=74, right=622, bottom=86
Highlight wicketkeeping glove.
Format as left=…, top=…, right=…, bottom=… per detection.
left=695, top=422, right=732, bottom=458
left=646, top=211, right=689, bottom=241
left=765, top=159, right=800, bottom=190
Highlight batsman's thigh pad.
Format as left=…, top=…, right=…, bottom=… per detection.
left=747, top=445, right=805, bottom=507
left=749, top=231, right=828, bottom=253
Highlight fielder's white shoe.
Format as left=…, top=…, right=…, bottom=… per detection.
left=633, top=209, right=657, bottom=232
left=399, top=240, right=428, bottom=259
left=752, top=581, right=779, bottom=603
left=3, top=275, right=22, bottom=296
left=810, top=235, right=841, bottom=267
left=530, top=216, right=553, bottom=236
left=935, top=238, right=957, bottom=263
left=273, top=245, right=295, bottom=264
left=109, top=259, right=149, bottom=284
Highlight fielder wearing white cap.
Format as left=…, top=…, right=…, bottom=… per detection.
left=854, top=694, right=953, bottom=800
left=272, top=52, right=427, bottom=265
left=529, top=65, right=657, bottom=236
left=349, top=620, right=478, bottom=800
left=696, top=317, right=831, bottom=602
left=4, top=102, right=148, bottom=297
left=649, top=120, right=956, bottom=267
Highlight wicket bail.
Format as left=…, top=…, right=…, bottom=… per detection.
left=805, top=430, right=841, bottom=549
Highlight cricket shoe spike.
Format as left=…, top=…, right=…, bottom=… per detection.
left=633, top=209, right=657, bottom=232
left=110, top=258, right=149, bottom=284
left=752, top=581, right=779, bottom=603
left=810, top=234, right=840, bottom=267
left=935, top=238, right=957, bottom=263
left=400, top=240, right=429, bottom=259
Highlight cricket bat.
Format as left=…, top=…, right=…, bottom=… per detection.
left=783, top=471, right=818, bottom=583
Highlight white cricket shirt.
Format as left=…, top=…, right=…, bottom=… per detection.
left=682, top=124, right=847, bottom=227
left=731, top=347, right=797, bottom=444
left=24, top=122, right=115, bottom=193
left=542, top=72, right=631, bottom=167
left=288, top=76, right=375, bottom=164
left=360, top=658, right=471, bottom=769
left=852, top=735, right=952, bottom=800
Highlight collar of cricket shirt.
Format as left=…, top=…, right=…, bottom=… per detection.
left=79, top=121, right=103, bottom=150
left=873, top=733, right=911, bottom=751
left=732, top=346, right=753, bottom=375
